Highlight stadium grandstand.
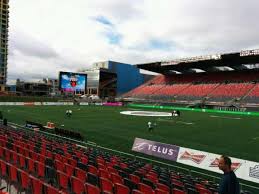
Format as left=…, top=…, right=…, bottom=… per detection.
left=124, top=49, right=259, bottom=111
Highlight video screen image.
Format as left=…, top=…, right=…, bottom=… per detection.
left=60, top=72, right=87, bottom=92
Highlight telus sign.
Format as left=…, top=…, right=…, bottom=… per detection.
left=132, top=138, right=180, bottom=161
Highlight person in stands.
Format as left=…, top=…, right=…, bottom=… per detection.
left=218, top=155, right=240, bottom=194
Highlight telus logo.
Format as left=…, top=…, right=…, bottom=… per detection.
left=133, top=142, right=176, bottom=156
left=133, top=143, right=148, bottom=151
left=148, top=145, right=176, bottom=156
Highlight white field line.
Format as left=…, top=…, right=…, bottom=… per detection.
left=210, top=115, right=242, bottom=120
left=157, top=118, right=194, bottom=125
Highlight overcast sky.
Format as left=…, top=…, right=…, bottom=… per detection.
left=8, top=0, right=259, bottom=83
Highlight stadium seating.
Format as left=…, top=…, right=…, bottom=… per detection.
left=155, top=84, right=190, bottom=96
left=176, top=84, right=219, bottom=101
left=124, top=85, right=165, bottom=97
left=242, top=84, right=259, bottom=103
left=124, top=71, right=259, bottom=103
left=208, top=83, right=254, bottom=101
left=0, top=124, right=253, bottom=194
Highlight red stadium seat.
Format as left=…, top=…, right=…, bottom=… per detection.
left=172, top=188, right=186, bottom=194
left=57, top=170, right=70, bottom=191
left=132, top=189, right=144, bottom=194
left=100, top=177, right=113, bottom=193
left=129, top=174, right=140, bottom=184
left=156, top=183, right=170, bottom=193
left=85, top=183, right=101, bottom=194
left=71, top=176, right=85, bottom=194
left=65, top=163, right=74, bottom=176
left=155, top=188, right=169, bottom=194
left=11, top=151, right=18, bottom=165
left=31, top=176, right=44, bottom=194
left=4, top=148, right=11, bottom=162
left=75, top=167, right=87, bottom=182
left=138, top=183, right=155, bottom=194
left=8, top=164, right=19, bottom=192
left=27, top=158, right=36, bottom=174
left=0, top=160, right=8, bottom=188
left=36, top=161, right=45, bottom=178
left=108, top=167, right=118, bottom=175
left=0, top=147, right=4, bottom=158
left=99, top=168, right=110, bottom=179
left=55, top=160, right=65, bottom=172
left=111, top=173, right=123, bottom=184
left=114, top=183, right=130, bottom=194
left=45, top=183, right=60, bottom=194
left=197, top=187, right=212, bottom=194
left=81, top=156, right=88, bottom=165
left=88, top=165, right=98, bottom=175
left=18, top=169, right=30, bottom=193
left=18, top=154, right=26, bottom=169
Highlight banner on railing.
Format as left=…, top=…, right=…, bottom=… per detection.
left=0, top=102, right=74, bottom=106
left=103, top=102, right=123, bottom=106
left=34, top=102, right=42, bottom=106
left=132, top=138, right=180, bottom=162
left=0, top=102, right=25, bottom=105
left=132, top=138, right=259, bottom=184
left=41, top=102, right=73, bottom=105
left=24, top=102, right=35, bottom=106
left=79, top=102, right=89, bottom=106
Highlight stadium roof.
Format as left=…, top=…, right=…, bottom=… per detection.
left=137, top=49, right=259, bottom=74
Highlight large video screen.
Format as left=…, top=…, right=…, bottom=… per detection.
left=59, top=72, right=87, bottom=92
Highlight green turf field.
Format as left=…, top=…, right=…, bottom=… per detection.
left=1, top=105, right=259, bottom=162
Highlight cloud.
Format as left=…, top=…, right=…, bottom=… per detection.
left=148, top=39, right=172, bottom=51
left=7, top=0, right=259, bottom=83
left=94, top=15, right=113, bottom=27
left=88, top=0, right=144, bottom=22
left=62, top=75, right=69, bottom=81
left=9, top=30, right=58, bottom=59
left=105, top=31, right=122, bottom=45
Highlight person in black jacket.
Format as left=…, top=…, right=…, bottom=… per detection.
left=218, top=155, right=240, bottom=194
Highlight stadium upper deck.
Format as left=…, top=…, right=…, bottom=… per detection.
left=136, top=49, right=259, bottom=74
left=124, top=49, right=259, bottom=107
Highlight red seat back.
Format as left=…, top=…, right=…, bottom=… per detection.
left=100, top=177, right=113, bottom=193
left=114, top=183, right=130, bottom=194
left=71, top=176, right=84, bottom=194
left=19, top=170, right=30, bottom=189
left=57, top=170, right=69, bottom=190
left=31, top=176, right=44, bottom=194
left=45, top=183, right=60, bottom=194
left=85, top=183, right=101, bottom=194
left=139, top=183, right=155, bottom=194
left=172, top=188, right=185, bottom=194
left=75, top=167, right=87, bottom=182
left=111, top=173, right=123, bottom=184
left=10, top=164, right=18, bottom=182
